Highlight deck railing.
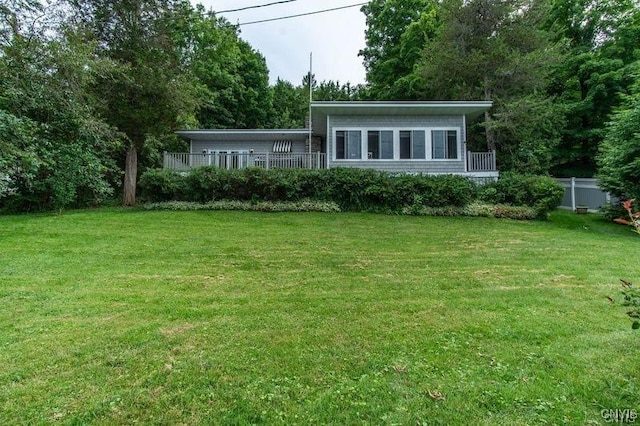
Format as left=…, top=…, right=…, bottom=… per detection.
left=467, top=150, right=496, bottom=172
left=164, top=151, right=496, bottom=173
left=163, top=152, right=327, bottom=171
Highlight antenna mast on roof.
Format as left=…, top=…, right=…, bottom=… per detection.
left=308, top=52, right=312, bottom=154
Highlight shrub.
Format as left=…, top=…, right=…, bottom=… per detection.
left=491, top=204, right=538, bottom=220
left=143, top=200, right=341, bottom=213
left=479, top=173, right=564, bottom=218
left=139, top=167, right=553, bottom=220
left=138, top=169, right=187, bottom=202
left=404, top=202, right=537, bottom=220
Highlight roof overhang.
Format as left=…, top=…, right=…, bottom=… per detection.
left=310, top=101, right=493, bottom=137
left=176, top=129, right=309, bottom=142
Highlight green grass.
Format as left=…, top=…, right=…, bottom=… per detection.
left=1, top=208, right=638, bottom=424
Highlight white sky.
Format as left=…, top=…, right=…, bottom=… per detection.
left=193, top=0, right=368, bottom=86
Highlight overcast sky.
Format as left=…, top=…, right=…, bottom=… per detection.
left=193, top=0, right=368, bottom=86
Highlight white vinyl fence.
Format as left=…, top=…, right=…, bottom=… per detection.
left=556, top=177, right=614, bottom=212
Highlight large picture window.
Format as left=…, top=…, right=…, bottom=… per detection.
left=431, top=130, right=458, bottom=159
left=367, top=131, right=394, bottom=159
left=399, top=130, right=426, bottom=159
left=336, top=130, right=361, bottom=159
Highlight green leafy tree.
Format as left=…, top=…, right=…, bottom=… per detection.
left=546, top=0, right=640, bottom=176
left=0, top=2, right=121, bottom=211
left=360, top=0, right=440, bottom=99
left=314, top=80, right=366, bottom=101
left=418, top=0, right=563, bottom=170
left=270, top=78, right=307, bottom=128
left=180, top=6, right=273, bottom=129
left=597, top=65, right=640, bottom=200
left=69, top=0, right=198, bottom=206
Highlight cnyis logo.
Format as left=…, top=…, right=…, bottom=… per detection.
left=601, top=409, right=638, bottom=423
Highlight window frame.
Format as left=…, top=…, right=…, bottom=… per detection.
left=367, top=130, right=394, bottom=160
left=332, top=127, right=461, bottom=162
left=335, top=129, right=362, bottom=160
left=399, top=129, right=427, bottom=160
left=429, top=128, right=460, bottom=161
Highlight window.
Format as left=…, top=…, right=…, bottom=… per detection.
left=399, top=130, right=426, bottom=159
left=367, top=131, right=394, bottom=159
left=431, top=130, right=458, bottom=159
left=336, top=130, right=361, bottom=159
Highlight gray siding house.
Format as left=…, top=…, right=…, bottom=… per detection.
left=166, top=101, right=497, bottom=179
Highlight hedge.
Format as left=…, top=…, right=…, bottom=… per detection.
left=139, top=167, right=563, bottom=218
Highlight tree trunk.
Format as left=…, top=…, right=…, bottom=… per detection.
left=123, top=144, right=138, bottom=206
left=484, top=75, right=496, bottom=152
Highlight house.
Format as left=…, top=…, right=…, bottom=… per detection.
left=166, top=101, right=497, bottom=179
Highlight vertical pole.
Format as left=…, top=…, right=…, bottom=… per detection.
left=571, top=177, right=576, bottom=211
left=308, top=52, right=313, bottom=154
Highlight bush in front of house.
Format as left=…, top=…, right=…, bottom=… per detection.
left=478, top=172, right=564, bottom=218
left=141, top=167, right=479, bottom=212
left=143, top=200, right=342, bottom=213
left=138, top=168, right=187, bottom=202
left=139, top=167, right=561, bottom=219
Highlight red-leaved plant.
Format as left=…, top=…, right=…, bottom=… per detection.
left=622, top=199, right=640, bottom=234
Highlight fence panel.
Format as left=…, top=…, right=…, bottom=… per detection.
left=556, top=178, right=614, bottom=211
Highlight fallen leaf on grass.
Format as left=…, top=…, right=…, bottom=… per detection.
left=427, top=389, right=445, bottom=401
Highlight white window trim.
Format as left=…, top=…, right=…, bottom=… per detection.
left=398, top=128, right=429, bottom=161
left=332, top=127, right=462, bottom=161
left=428, top=127, right=461, bottom=161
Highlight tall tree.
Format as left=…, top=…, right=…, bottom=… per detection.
left=0, top=1, right=121, bottom=211
left=182, top=6, right=273, bottom=129
left=313, top=80, right=366, bottom=101
left=360, top=0, right=440, bottom=99
left=418, top=0, right=563, bottom=172
left=597, top=62, right=640, bottom=200
left=269, top=78, right=307, bottom=128
left=68, top=0, right=197, bottom=206
left=546, top=0, right=640, bottom=176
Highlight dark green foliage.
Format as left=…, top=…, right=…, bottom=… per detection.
left=140, top=167, right=560, bottom=219
left=0, top=16, right=122, bottom=212
left=598, top=202, right=628, bottom=222
left=140, top=167, right=479, bottom=212
left=138, top=169, right=187, bottom=202
left=597, top=89, right=640, bottom=201
left=360, top=0, right=440, bottom=99
left=479, top=173, right=565, bottom=218
left=546, top=0, right=640, bottom=176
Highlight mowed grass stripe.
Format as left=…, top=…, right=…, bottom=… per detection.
left=0, top=209, right=638, bottom=424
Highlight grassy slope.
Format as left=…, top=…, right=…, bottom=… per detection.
left=0, top=209, right=638, bottom=424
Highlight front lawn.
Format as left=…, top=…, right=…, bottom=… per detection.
left=0, top=209, right=638, bottom=424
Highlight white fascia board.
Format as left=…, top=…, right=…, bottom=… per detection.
left=310, top=101, right=493, bottom=120
left=176, top=129, right=309, bottom=141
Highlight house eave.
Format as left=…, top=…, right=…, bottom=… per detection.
left=310, top=100, right=493, bottom=116
left=176, top=129, right=309, bottom=142
left=310, top=100, right=493, bottom=139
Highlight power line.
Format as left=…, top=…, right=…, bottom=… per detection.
left=237, top=2, right=368, bottom=26
left=217, top=0, right=300, bottom=14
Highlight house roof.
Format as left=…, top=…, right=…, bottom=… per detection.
left=310, top=100, right=492, bottom=136
left=176, top=101, right=493, bottom=141
left=176, top=129, right=309, bottom=142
